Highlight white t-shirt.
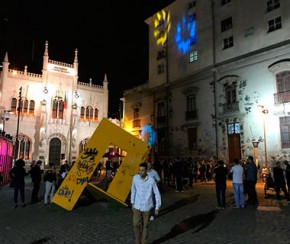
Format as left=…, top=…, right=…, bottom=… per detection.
left=230, top=164, right=244, bottom=183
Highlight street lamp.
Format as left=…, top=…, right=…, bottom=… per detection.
left=257, top=105, right=269, bottom=165
left=14, top=87, right=22, bottom=160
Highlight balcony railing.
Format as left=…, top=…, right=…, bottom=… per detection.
left=185, top=110, right=198, bottom=121
left=132, top=119, right=141, bottom=128
left=274, top=91, right=290, bottom=104
left=221, top=101, right=239, bottom=114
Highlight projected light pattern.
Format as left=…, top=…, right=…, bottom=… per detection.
left=141, top=125, right=156, bottom=146
left=154, top=10, right=171, bottom=45
left=175, top=15, right=197, bottom=54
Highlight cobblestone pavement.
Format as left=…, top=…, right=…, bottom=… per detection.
left=0, top=177, right=289, bottom=244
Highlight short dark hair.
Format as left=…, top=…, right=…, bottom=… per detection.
left=218, top=160, right=224, bottom=166
left=36, top=160, right=42, bottom=165
left=139, top=162, right=147, bottom=170
left=234, top=158, right=240, bottom=164
left=248, top=156, right=254, bottom=161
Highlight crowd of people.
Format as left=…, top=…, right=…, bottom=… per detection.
left=9, top=159, right=70, bottom=208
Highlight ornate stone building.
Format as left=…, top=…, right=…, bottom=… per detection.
left=0, top=41, right=109, bottom=166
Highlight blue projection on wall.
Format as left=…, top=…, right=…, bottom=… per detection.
left=175, top=15, right=197, bottom=54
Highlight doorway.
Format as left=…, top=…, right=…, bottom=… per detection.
left=227, top=122, right=241, bottom=163
left=49, top=138, right=61, bottom=166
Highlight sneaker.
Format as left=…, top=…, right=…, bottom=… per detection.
left=233, top=206, right=240, bottom=209
left=175, top=190, right=179, bottom=192
left=241, top=205, right=245, bottom=209
left=149, top=216, right=155, bottom=221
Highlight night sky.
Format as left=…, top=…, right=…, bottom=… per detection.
left=0, top=0, right=175, bottom=117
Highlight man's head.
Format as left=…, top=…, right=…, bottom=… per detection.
left=147, top=162, right=152, bottom=170
left=36, top=160, right=42, bottom=165
left=234, top=158, right=240, bottom=165
left=276, top=161, right=281, bottom=167
left=138, top=162, right=148, bottom=178
left=247, top=156, right=254, bottom=163
left=283, top=160, right=289, bottom=166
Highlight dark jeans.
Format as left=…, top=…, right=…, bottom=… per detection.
left=175, top=175, right=183, bottom=191
left=275, top=181, right=289, bottom=200
left=14, top=182, right=25, bottom=204
left=215, top=185, right=226, bottom=207
left=31, top=180, right=41, bottom=203
left=245, top=180, right=257, bottom=205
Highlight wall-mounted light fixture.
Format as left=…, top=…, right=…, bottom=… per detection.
left=75, top=91, right=79, bottom=98
left=43, top=86, right=48, bottom=94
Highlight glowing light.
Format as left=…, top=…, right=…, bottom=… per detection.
left=175, top=15, right=197, bottom=54
left=154, top=9, right=171, bottom=45
left=141, top=125, right=156, bottom=146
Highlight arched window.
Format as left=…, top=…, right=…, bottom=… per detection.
left=80, top=106, right=85, bottom=119
left=11, top=98, right=17, bottom=113
left=16, top=134, right=31, bottom=160
left=29, top=100, right=35, bottom=115
left=52, top=99, right=64, bottom=119
left=23, top=99, right=28, bottom=113
left=86, top=106, right=93, bottom=121
left=94, top=108, right=99, bottom=122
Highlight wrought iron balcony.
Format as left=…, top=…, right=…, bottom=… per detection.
left=132, top=119, right=141, bottom=128
left=221, top=101, right=239, bottom=114
left=274, top=91, right=290, bottom=104
left=185, top=110, right=198, bottom=121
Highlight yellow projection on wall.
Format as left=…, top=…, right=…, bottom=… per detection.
left=52, top=118, right=149, bottom=211
left=154, top=9, right=171, bottom=45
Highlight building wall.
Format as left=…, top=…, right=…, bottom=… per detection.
left=123, top=0, right=290, bottom=166
left=0, top=41, right=109, bottom=166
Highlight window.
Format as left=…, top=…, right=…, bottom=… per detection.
left=94, top=108, right=99, bottom=122
left=16, top=134, right=31, bottom=160
left=276, top=71, right=290, bottom=92
left=186, top=94, right=197, bottom=120
left=157, top=64, right=165, bottom=74
left=245, top=27, right=254, bottom=37
left=225, top=84, right=237, bottom=104
left=268, top=16, right=282, bottom=32
left=221, top=17, right=232, bottom=32
left=189, top=51, right=198, bottom=62
left=227, top=123, right=240, bottom=135
left=267, top=0, right=280, bottom=12
left=157, top=102, right=165, bottom=117
left=280, top=116, right=290, bottom=148
left=223, top=36, right=234, bottom=49
left=86, top=106, right=93, bottom=121
left=156, top=49, right=166, bottom=60
left=52, top=99, right=64, bottom=119
left=29, top=100, right=35, bottom=115
left=188, top=127, right=197, bottom=150
left=188, top=1, right=196, bottom=9
left=11, top=98, right=17, bottom=113
left=133, top=108, right=139, bottom=120
left=23, top=99, right=28, bottom=113
left=221, top=0, right=231, bottom=6
left=80, top=106, right=85, bottom=119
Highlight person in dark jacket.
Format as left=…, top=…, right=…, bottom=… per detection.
left=9, top=159, right=29, bottom=208
left=30, top=160, right=43, bottom=203
left=273, top=161, right=289, bottom=201
left=244, top=156, right=258, bottom=206
left=213, top=160, right=228, bottom=209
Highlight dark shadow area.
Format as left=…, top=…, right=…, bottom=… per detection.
left=158, top=194, right=200, bottom=217
left=30, top=237, right=50, bottom=244
left=150, top=210, right=218, bottom=244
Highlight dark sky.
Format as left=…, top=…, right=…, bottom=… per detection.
left=0, top=0, right=175, bottom=118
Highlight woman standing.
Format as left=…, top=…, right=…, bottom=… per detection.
left=43, top=163, right=57, bottom=205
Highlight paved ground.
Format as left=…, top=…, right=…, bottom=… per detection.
left=0, top=177, right=289, bottom=244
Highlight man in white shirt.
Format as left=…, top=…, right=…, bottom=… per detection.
left=131, top=162, right=161, bottom=244
left=147, top=162, right=161, bottom=221
left=230, top=158, right=245, bottom=208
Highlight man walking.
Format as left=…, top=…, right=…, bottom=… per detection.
left=131, top=162, right=161, bottom=244
left=273, top=161, right=289, bottom=202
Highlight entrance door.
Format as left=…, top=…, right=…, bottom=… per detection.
left=49, top=138, right=61, bottom=166
left=227, top=123, right=241, bottom=163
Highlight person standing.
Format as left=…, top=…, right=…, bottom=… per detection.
left=147, top=162, right=161, bottom=221
left=283, top=160, right=290, bottom=194
left=43, top=163, right=56, bottom=205
left=230, top=158, right=245, bottom=208
left=213, top=160, right=228, bottom=209
left=30, top=160, right=43, bottom=203
left=244, top=156, right=258, bottom=206
left=9, top=159, right=29, bottom=208
left=172, top=157, right=184, bottom=192
left=131, top=162, right=161, bottom=244
left=273, top=161, right=289, bottom=202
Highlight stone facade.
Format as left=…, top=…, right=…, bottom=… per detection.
left=0, top=41, right=109, bottom=166
left=122, top=0, right=290, bottom=166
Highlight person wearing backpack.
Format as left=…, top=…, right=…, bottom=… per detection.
left=43, top=163, right=56, bottom=205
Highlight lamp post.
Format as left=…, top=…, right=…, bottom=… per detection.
left=14, top=87, right=22, bottom=160
left=257, top=105, right=269, bottom=165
